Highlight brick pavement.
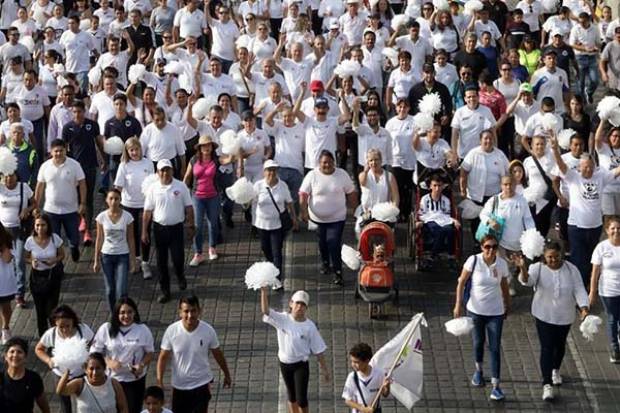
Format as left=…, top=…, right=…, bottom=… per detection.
left=8, top=210, right=620, bottom=412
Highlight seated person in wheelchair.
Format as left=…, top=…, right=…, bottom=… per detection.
left=413, top=122, right=459, bottom=189
left=415, top=175, right=460, bottom=260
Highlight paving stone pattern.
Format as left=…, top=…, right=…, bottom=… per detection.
left=9, top=211, right=620, bottom=412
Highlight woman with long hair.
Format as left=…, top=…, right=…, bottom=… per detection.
left=114, top=138, right=155, bottom=279
left=563, top=95, right=594, bottom=152
left=518, top=36, right=542, bottom=77
left=127, top=84, right=158, bottom=128
left=430, top=10, right=460, bottom=57
left=92, top=297, right=154, bottom=413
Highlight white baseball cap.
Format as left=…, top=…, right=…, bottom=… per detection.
left=157, top=159, right=173, bottom=170
left=291, top=290, right=309, bottom=306
left=329, top=18, right=340, bottom=29
left=263, top=159, right=280, bottom=170
left=550, top=29, right=563, bottom=37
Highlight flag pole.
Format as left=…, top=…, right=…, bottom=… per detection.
left=369, top=313, right=425, bottom=409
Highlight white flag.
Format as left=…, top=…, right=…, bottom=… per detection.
left=370, top=313, right=426, bottom=410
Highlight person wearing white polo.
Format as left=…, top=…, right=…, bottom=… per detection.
left=139, top=106, right=186, bottom=177
left=157, top=295, right=231, bottom=413
left=142, top=159, right=194, bottom=304
left=34, top=139, right=87, bottom=263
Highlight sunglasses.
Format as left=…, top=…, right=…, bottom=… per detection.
left=483, top=244, right=498, bottom=250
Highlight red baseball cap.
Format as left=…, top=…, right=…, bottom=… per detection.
left=309, top=80, right=324, bottom=92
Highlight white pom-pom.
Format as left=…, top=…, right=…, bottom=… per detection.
left=523, top=184, right=546, bottom=204
left=433, top=0, right=450, bottom=10
left=19, top=36, right=35, bottom=53
left=53, top=63, right=65, bottom=73
left=391, top=14, right=410, bottom=31
left=609, top=111, right=620, bottom=127
left=334, top=60, right=361, bottom=79
left=597, top=96, right=620, bottom=120
left=128, top=64, right=147, bottom=84
left=404, top=2, right=421, bottom=17
left=381, top=47, right=399, bottom=66
left=220, top=130, right=241, bottom=155
left=540, top=113, right=558, bottom=131
left=0, top=147, right=18, bottom=175
left=141, top=173, right=159, bottom=196
left=164, top=61, right=185, bottom=75
left=342, top=244, right=362, bottom=270
left=79, top=18, right=91, bottom=31
left=464, top=0, right=484, bottom=15
left=103, top=136, right=124, bottom=155
left=236, top=35, right=250, bottom=50
left=225, top=177, right=257, bottom=205
left=520, top=228, right=545, bottom=260
left=418, top=92, right=442, bottom=116
left=88, top=67, right=101, bottom=86
left=245, top=261, right=281, bottom=290
left=371, top=202, right=400, bottom=223
left=178, top=73, right=193, bottom=93
left=192, top=98, right=211, bottom=120
left=580, top=315, right=602, bottom=341
left=557, top=128, right=576, bottom=150
left=445, top=317, right=474, bottom=336
left=413, top=112, right=435, bottom=133
left=53, top=337, right=89, bottom=374
left=458, top=199, right=482, bottom=220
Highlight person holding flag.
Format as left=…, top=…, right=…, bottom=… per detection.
left=342, top=342, right=390, bottom=413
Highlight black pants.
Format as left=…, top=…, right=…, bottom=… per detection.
left=79, top=168, right=97, bottom=230
left=552, top=205, right=569, bottom=242
left=535, top=318, right=571, bottom=385
left=279, top=361, right=309, bottom=408
left=337, top=130, right=359, bottom=178
left=172, top=383, right=211, bottom=413
left=390, top=167, right=415, bottom=219
left=153, top=222, right=186, bottom=294
left=499, top=117, right=515, bottom=159
left=121, top=376, right=146, bottom=413
left=260, top=228, right=284, bottom=276
left=31, top=265, right=63, bottom=337
left=469, top=196, right=491, bottom=246
left=532, top=199, right=555, bottom=238
left=124, top=206, right=151, bottom=259
left=270, top=18, right=283, bottom=40
left=310, top=9, right=322, bottom=38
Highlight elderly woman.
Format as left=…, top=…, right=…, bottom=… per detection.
left=300, top=150, right=357, bottom=285
left=454, top=234, right=511, bottom=401
left=460, top=130, right=510, bottom=245
left=516, top=242, right=588, bottom=401
left=253, top=160, right=297, bottom=279
left=359, top=148, right=399, bottom=217
left=590, top=217, right=620, bottom=364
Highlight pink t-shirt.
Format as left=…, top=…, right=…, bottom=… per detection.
left=193, top=159, right=217, bottom=199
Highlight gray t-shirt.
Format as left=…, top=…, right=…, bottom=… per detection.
left=0, top=43, right=31, bottom=74
left=150, top=6, right=175, bottom=34
left=602, top=41, right=620, bottom=89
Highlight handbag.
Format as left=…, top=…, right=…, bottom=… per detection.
left=266, top=185, right=293, bottom=232
left=475, top=196, right=505, bottom=242
left=531, top=156, right=557, bottom=203
left=18, top=182, right=33, bottom=240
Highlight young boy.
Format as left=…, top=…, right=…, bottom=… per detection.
left=141, top=386, right=173, bottom=413
left=342, top=343, right=390, bottom=413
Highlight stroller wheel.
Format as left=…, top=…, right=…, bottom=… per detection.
left=369, top=303, right=380, bottom=319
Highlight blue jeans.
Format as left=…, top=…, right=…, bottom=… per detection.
left=423, top=222, right=455, bottom=255
left=468, top=311, right=504, bottom=381
left=576, top=54, right=599, bottom=98
left=101, top=253, right=129, bottom=312
left=316, top=220, right=346, bottom=273
left=193, top=195, right=221, bottom=253
left=46, top=211, right=80, bottom=249
left=8, top=228, right=25, bottom=296
left=568, top=225, right=601, bottom=287
left=601, top=296, right=620, bottom=352
left=278, top=168, right=303, bottom=211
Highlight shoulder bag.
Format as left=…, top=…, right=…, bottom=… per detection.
left=266, top=185, right=293, bottom=232
left=475, top=195, right=505, bottom=242
left=531, top=156, right=557, bottom=203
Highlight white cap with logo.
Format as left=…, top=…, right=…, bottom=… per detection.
left=291, top=290, right=309, bottom=306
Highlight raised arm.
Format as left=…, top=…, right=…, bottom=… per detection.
left=548, top=131, right=567, bottom=175
left=260, top=286, right=270, bottom=315
left=595, top=119, right=607, bottom=151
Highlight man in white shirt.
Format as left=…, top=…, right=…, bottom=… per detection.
left=451, top=85, right=496, bottom=159
left=338, top=0, right=368, bottom=47
left=89, top=74, right=124, bottom=133
left=204, top=1, right=239, bottom=73
left=342, top=343, right=390, bottom=413
left=197, top=58, right=237, bottom=111
left=94, top=31, right=135, bottom=88
left=34, top=139, right=87, bottom=263
left=389, top=19, right=434, bottom=79
left=249, top=58, right=291, bottom=105
left=157, top=295, right=232, bottom=410
left=59, top=15, right=99, bottom=96
left=275, top=40, right=313, bottom=101
left=352, top=98, right=392, bottom=171
left=143, top=159, right=194, bottom=303
left=172, top=0, right=207, bottom=48
left=569, top=12, right=600, bottom=103
left=0, top=27, right=31, bottom=74
left=530, top=49, right=570, bottom=114
left=140, top=107, right=186, bottom=176
left=47, top=85, right=75, bottom=151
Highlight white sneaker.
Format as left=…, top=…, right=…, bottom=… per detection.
left=1, top=328, right=11, bottom=344
left=189, top=253, right=205, bottom=267
left=552, top=369, right=562, bottom=385
left=542, top=384, right=554, bottom=401
left=141, top=262, right=152, bottom=280
left=208, top=248, right=218, bottom=261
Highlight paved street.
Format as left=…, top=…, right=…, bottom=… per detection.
left=9, top=208, right=620, bottom=412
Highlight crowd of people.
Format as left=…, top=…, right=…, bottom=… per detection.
left=0, top=0, right=620, bottom=410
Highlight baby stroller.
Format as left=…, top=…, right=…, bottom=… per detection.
left=355, top=221, right=398, bottom=318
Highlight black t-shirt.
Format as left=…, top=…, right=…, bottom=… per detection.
left=543, top=44, right=575, bottom=78
left=103, top=114, right=143, bottom=141
left=505, top=21, right=531, bottom=50
left=453, top=50, right=487, bottom=80
left=61, top=119, right=100, bottom=169
left=0, top=368, right=44, bottom=413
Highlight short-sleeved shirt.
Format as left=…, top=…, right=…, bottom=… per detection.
left=263, top=309, right=327, bottom=363
left=173, top=7, right=206, bottom=39
left=0, top=368, right=44, bottom=413
left=264, top=120, right=305, bottom=172
left=451, top=105, right=496, bottom=158
left=303, top=117, right=339, bottom=169
left=95, top=210, right=134, bottom=255
left=140, top=122, right=186, bottom=162
left=114, top=158, right=154, bottom=208
left=0, top=182, right=32, bottom=228
left=300, top=168, right=355, bottom=223
left=61, top=119, right=100, bottom=168
left=39, top=324, right=95, bottom=378
left=464, top=254, right=509, bottom=316
left=143, top=178, right=192, bottom=225
left=160, top=320, right=219, bottom=390
left=24, top=234, right=63, bottom=271
left=342, top=368, right=385, bottom=413
left=385, top=115, right=416, bottom=170
left=561, top=168, right=616, bottom=228
left=253, top=179, right=293, bottom=230
left=103, top=115, right=143, bottom=140
left=592, top=239, right=620, bottom=298
left=37, top=157, right=85, bottom=214
left=59, top=30, right=97, bottom=73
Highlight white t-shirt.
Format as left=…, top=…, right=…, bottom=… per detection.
left=90, top=91, right=117, bottom=133
left=92, top=322, right=155, bottom=382
left=95, top=210, right=134, bottom=255
left=303, top=117, right=339, bottom=169
left=464, top=253, right=509, bottom=316
left=144, top=178, right=192, bottom=225
left=160, top=320, right=220, bottom=390
left=596, top=143, right=620, bottom=194
left=24, top=234, right=63, bottom=271
left=39, top=323, right=95, bottom=378
left=37, top=157, right=85, bottom=214
left=210, top=20, right=239, bottom=61
left=238, top=128, right=271, bottom=173
left=263, top=309, right=327, bottom=364
left=114, top=158, right=155, bottom=208
left=140, top=122, right=186, bottom=162
left=561, top=168, right=616, bottom=228
left=592, top=239, right=620, bottom=297
left=0, top=251, right=16, bottom=297
left=385, top=115, right=416, bottom=170
left=59, top=30, right=97, bottom=73
left=530, top=67, right=569, bottom=114
left=342, top=368, right=385, bottom=413
left=0, top=119, right=33, bottom=141
left=173, top=7, right=206, bottom=39
left=551, top=152, right=581, bottom=206
left=300, top=168, right=355, bottom=223
left=451, top=105, right=496, bottom=158
left=11, top=85, right=50, bottom=121
left=0, top=182, right=32, bottom=228
left=353, top=124, right=392, bottom=167
left=95, top=51, right=130, bottom=88
left=387, top=67, right=420, bottom=104
left=253, top=179, right=293, bottom=230
left=264, top=120, right=305, bottom=172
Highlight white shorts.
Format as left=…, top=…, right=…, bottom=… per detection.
left=602, top=192, right=620, bottom=215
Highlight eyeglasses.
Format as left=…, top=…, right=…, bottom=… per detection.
left=483, top=244, right=498, bottom=250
